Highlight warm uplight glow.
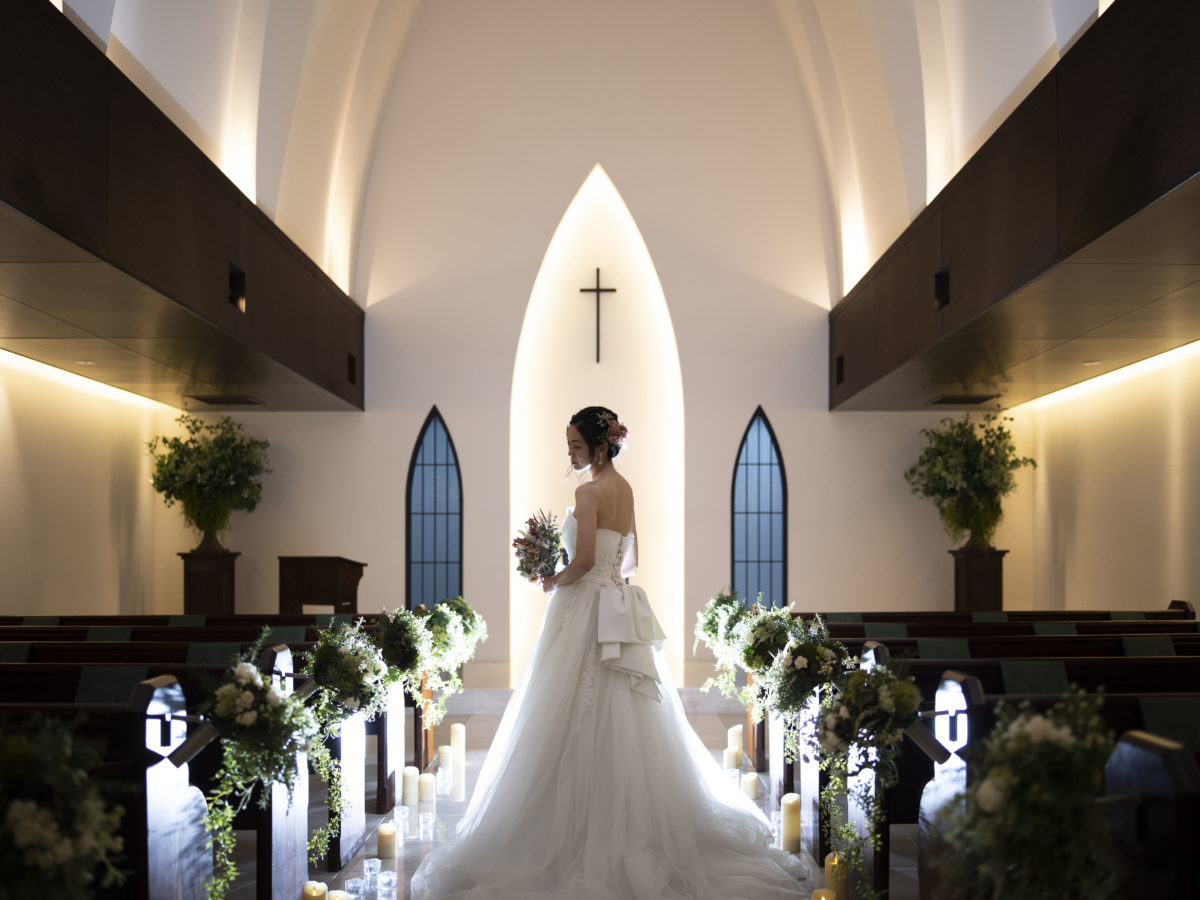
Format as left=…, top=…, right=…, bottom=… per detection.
left=1020, top=340, right=1200, bottom=411
left=839, top=202, right=869, bottom=294
left=509, top=164, right=685, bottom=686
left=0, top=349, right=170, bottom=411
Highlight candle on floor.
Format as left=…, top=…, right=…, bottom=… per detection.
left=402, top=765, right=420, bottom=806
left=438, top=744, right=452, bottom=767
left=824, top=852, right=849, bottom=898
left=723, top=747, right=740, bottom=771
left=301, top=882, right=327, bottom=899
left=727, top=723, right=743, bottom=767
left=419, top=772, right=437, bottom=802
left=811, top=890, right=836, bottom=900
left=780, top=793, right=802, bottom=852
left=451, top=722, right=466, bottom=766
left=741, top=769, right=758, bottom=800
left=376, top=822, right=397, bottom=858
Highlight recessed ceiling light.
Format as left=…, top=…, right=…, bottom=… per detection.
left=1082, top=360, right=1101, bottom=366
left=75, top=359, right=95, bottom=366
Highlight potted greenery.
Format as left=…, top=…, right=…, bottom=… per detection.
left=904, top=414, right=1034, bottom=610
left=147, top=413, right=270, bottom=552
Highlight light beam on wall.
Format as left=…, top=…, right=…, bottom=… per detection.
left=509, top=164, right=685, bottom=687
left=1020, top=339, right=1200, bottom=411
left=0, top=349, right=170, bottom=412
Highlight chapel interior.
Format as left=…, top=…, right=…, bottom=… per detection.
left=2, top=0, right=1199, bottom=897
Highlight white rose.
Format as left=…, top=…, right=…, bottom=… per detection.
left=265, top=688, right=282, bottom=707
left=839, top=705, right=850, bottom=720
left=345, top=696, right=360, bottom=710
left=234, top=662, right=261, bottom=687
left=794, top=655, right=809, bottom=670
left=975, top=775, right=1006, bottom=813
left=237, top=690, right=255, bottom=711
left=235, top=710, right=258, bottom=726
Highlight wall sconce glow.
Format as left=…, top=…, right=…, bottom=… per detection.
left=0, top=349, right=170, bottom=411
left=509, top=164, right=685, bottom=686
left=1021, top=339, right=1200, bottom=411
left=840, top=202, right=869, bottom=294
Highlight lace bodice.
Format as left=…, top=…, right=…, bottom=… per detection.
left=561, top=508, right=635, bottom=587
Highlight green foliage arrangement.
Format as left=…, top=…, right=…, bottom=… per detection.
left=0, top=715, right=126, bottom=898
left=693, top=589, right=750, bottom=701
left=904, top=414, right=1035, bottom=550
left=373, top=606, right=429, bottom=680
left=202, top=634, right=319, bottom=899
left=733, top=604, right=794, bottom=675
left=147, top=414, right=270, bottom=536
left=934, top=688, right=1116, bottom=900
left=411, top=598, right=488, bottom=728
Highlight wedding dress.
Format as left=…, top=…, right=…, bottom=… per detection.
left=410, top=509, right=808, bottom=899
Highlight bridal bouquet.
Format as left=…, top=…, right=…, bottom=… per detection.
left=513, top=509, right=565, bottom=580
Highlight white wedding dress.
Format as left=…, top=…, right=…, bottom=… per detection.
left=410, top=510, right=808, bottom=899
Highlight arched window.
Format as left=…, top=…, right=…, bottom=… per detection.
left=731, top=407, right=786, bottom=608
left=406, top=407, right=463, bottom=610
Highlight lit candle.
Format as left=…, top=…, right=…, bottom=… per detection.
left=419, top=772, right=437, bottom=802
left=301, top=882, right=327, bottom=899
left=451, top=722, right=466, bottom=766
left=376, top=822, right=397, bottom=859
left=824, top=852, right=849, bottom=898
left=438, top=744, right=452, bottom=767
left=780, top=792, right=802, bottom=852
left=811, top=890, right=836, bottom=900
left=402, top=765, right=420, bottom=806
left=727, top=723, right=743, bottom=767
left=741, top=769, right=758, bottom=800
left=328, top=892, right=350, bottom=900
left=723, top=747, right=740, bottom=771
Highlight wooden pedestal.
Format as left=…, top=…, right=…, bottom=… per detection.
left=951, top=548, right=1008, bottom=612
left=179, top=549, right=239, bottom=615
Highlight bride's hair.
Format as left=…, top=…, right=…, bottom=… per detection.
left=569, top=407, right=628, bottom=461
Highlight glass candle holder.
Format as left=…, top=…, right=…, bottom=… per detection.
left=377, top=870, right=398, bottom=895
left=344, top=877, right=364, bottom=898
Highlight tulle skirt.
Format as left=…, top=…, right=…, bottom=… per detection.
left=409, top=578, right=809, bottom=899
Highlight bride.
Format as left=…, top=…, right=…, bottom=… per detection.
left=410, top=407, right=808, bottom=899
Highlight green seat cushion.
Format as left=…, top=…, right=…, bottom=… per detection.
left=917, top=637, right=971, bottom=659
left=1121, top=635, right=1176, bottom=657
left=186, top=643, right=243, bottom=666
left=315, top=614, right=354, bottom=627
left=1000, top=660, right=1069, bottom=694
left=1034, top=621, right=1077, bottom=636
left=825, top=612, right=863, bottom=623
left=168, top=614, right=207, bottom=626
left=0, top=644, right=31, bottom=662
left=263, top=626, right=309, bottom=644
left=864, top=622, right=908, bottom=639
left=75, top=666, right=149, bottom=704
left=1139, top=697, right=1200, bottom=753
left=86, top=626, right=132, bottom=641
left=970, top=611, right=1008, bottom=623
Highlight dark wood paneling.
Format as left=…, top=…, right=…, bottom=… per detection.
left=829, top=281, right=875, bottom=408
left=1058, top=0, right=1200, bottom=257
left=873, top=206, right=942, bottom=377
left=107, top=71, right=239, bottom=331
left=235, top=206, right=315, bottom=380
left=314, top=280, right=365, bottom=408
left=941, top=75, right=1058, bottom=333
left=0, top=0, right=108, bottom=256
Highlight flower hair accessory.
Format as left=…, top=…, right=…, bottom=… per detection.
left=596, top=411, right=628, bottom=449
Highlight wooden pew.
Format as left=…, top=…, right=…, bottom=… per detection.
left=917, top=673, right=1200, bottom=900
left=0, top=646, right=310, bottom=900
left=0, top=674, right=211, bottom=899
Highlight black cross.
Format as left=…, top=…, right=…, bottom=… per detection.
left=579, top=267, right=616, bottom=363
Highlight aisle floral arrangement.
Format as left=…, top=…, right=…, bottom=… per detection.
left=934, top=688, right=1116, bottom=900
left=298, top=620, right=394, bottom=862
left=693, top=589, right=750, bottom=701
left=0, top=715, right=126, bottom=898
left=411, top=597, right=489, bottom=727
left=202, top=635, right=320, bottom=899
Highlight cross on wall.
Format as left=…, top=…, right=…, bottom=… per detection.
left=579, top=267, right=616, bottom=363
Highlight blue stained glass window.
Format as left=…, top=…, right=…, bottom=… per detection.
left=731, top=407, right=786, bottom=608
left=407, top=407, right=463, bottom=610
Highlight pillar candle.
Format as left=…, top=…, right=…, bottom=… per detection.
left=419, top=772, right=437, bottom=802
left=301, top=882, right=327, bottom=899
left=328, top=892, right=350, bottom=900
left=376, top=822, right=397, bottom=859
left=438, top=744, right=452, bottom=767
left=824, top=852, right=849, bottom=898
left=402, top=765, right=420, bottom=806
left=780, top=792, right=802, bottom=852
left=741, top=770, right=758, bottom=800
left=727, top=723, right=743, bottom=752
left=451, top=722, right=466, bottom=766
left=811, top=891, right=836, bottom=900
left=722, top=747, right=739, bottom=771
